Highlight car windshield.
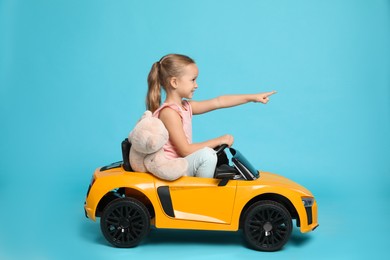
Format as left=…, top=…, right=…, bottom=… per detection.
left=229, top=148, right=259, bottom=179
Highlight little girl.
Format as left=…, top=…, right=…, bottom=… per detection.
left=147, top=54, right=276, bottom=178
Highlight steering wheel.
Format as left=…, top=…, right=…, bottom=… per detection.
left=214, top=144, right=229, bottom=155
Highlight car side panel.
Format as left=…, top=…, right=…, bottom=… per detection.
left=154, top=177, right=237, bottom=225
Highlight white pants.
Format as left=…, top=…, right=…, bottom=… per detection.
left=185, top=147, right=217, bottom=178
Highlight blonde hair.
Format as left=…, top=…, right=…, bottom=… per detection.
left=146, top=54, right=195, bottom=112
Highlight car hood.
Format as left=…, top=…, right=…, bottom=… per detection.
left=255, top=171, right=313, bottom=196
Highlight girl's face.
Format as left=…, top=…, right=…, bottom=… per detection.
left=176, top=63, right=199, bottom=99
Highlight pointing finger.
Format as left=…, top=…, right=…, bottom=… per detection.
left=265, top=91, right=277, bottom=97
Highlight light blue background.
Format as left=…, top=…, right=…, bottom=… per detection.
left=1, top=0, right=389, bottom=259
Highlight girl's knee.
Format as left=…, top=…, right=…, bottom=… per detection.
left=185, top=147, right=217, bottom=178
left=200, top=147, right=217, bottom=163
left=193, top=147, right=217, bottom=178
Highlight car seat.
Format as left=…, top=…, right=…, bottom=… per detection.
left=121, top=138, right=133, bottom=171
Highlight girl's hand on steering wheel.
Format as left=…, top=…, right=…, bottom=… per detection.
left=218, top=134, right=234, bottom=147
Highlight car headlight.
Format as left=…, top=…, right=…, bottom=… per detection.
left=302, top=197, right=314, bottom=208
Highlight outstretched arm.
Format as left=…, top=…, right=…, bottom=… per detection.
left=190, top=91, right=277, bottom=115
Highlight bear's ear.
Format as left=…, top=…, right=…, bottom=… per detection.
left=141, top=110, right=152, bottom=120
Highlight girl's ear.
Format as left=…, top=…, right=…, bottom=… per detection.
left=170, top=77, right=178, bottom=89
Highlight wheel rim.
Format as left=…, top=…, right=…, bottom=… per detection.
left=103, top=202, right=147, bottom=246
left=245, top=206, right=291, bottom=250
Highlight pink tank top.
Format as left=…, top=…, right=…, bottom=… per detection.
left=153, top=100, right=193, bottom=159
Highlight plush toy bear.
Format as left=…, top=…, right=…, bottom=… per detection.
left=128, top=110, right=188, bottom=181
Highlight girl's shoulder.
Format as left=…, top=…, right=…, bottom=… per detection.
left=153, top=100, right=192, bottom=118
left=153, top=102, right=182, bottom=118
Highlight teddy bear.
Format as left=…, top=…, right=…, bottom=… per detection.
left=128, top=110, right=188, bottom=181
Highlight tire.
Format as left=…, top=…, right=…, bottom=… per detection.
left=243, top=200, right=292, bottom=251
left=100, top=197, right=150, bottom=248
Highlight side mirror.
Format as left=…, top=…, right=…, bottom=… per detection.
left=215, top=172, right=236, bottom=187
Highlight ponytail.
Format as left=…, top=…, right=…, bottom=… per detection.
left=146, top=62, right=161, bottom=113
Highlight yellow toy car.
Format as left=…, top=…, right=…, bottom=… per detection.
left=84, top=140, right=318, bottom=251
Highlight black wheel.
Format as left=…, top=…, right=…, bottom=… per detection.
left=100, top=197, right=150, bottom=248
left=243, top=200, right=292, bottom=251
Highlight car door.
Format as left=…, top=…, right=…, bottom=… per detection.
left=155, top=176, right=237, bottom=224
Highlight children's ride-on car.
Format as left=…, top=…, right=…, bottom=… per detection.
left=84, top=139, right=318, bottom=252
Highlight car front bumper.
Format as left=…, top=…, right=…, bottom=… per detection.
left=300, top=199, right=319, bottom=233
